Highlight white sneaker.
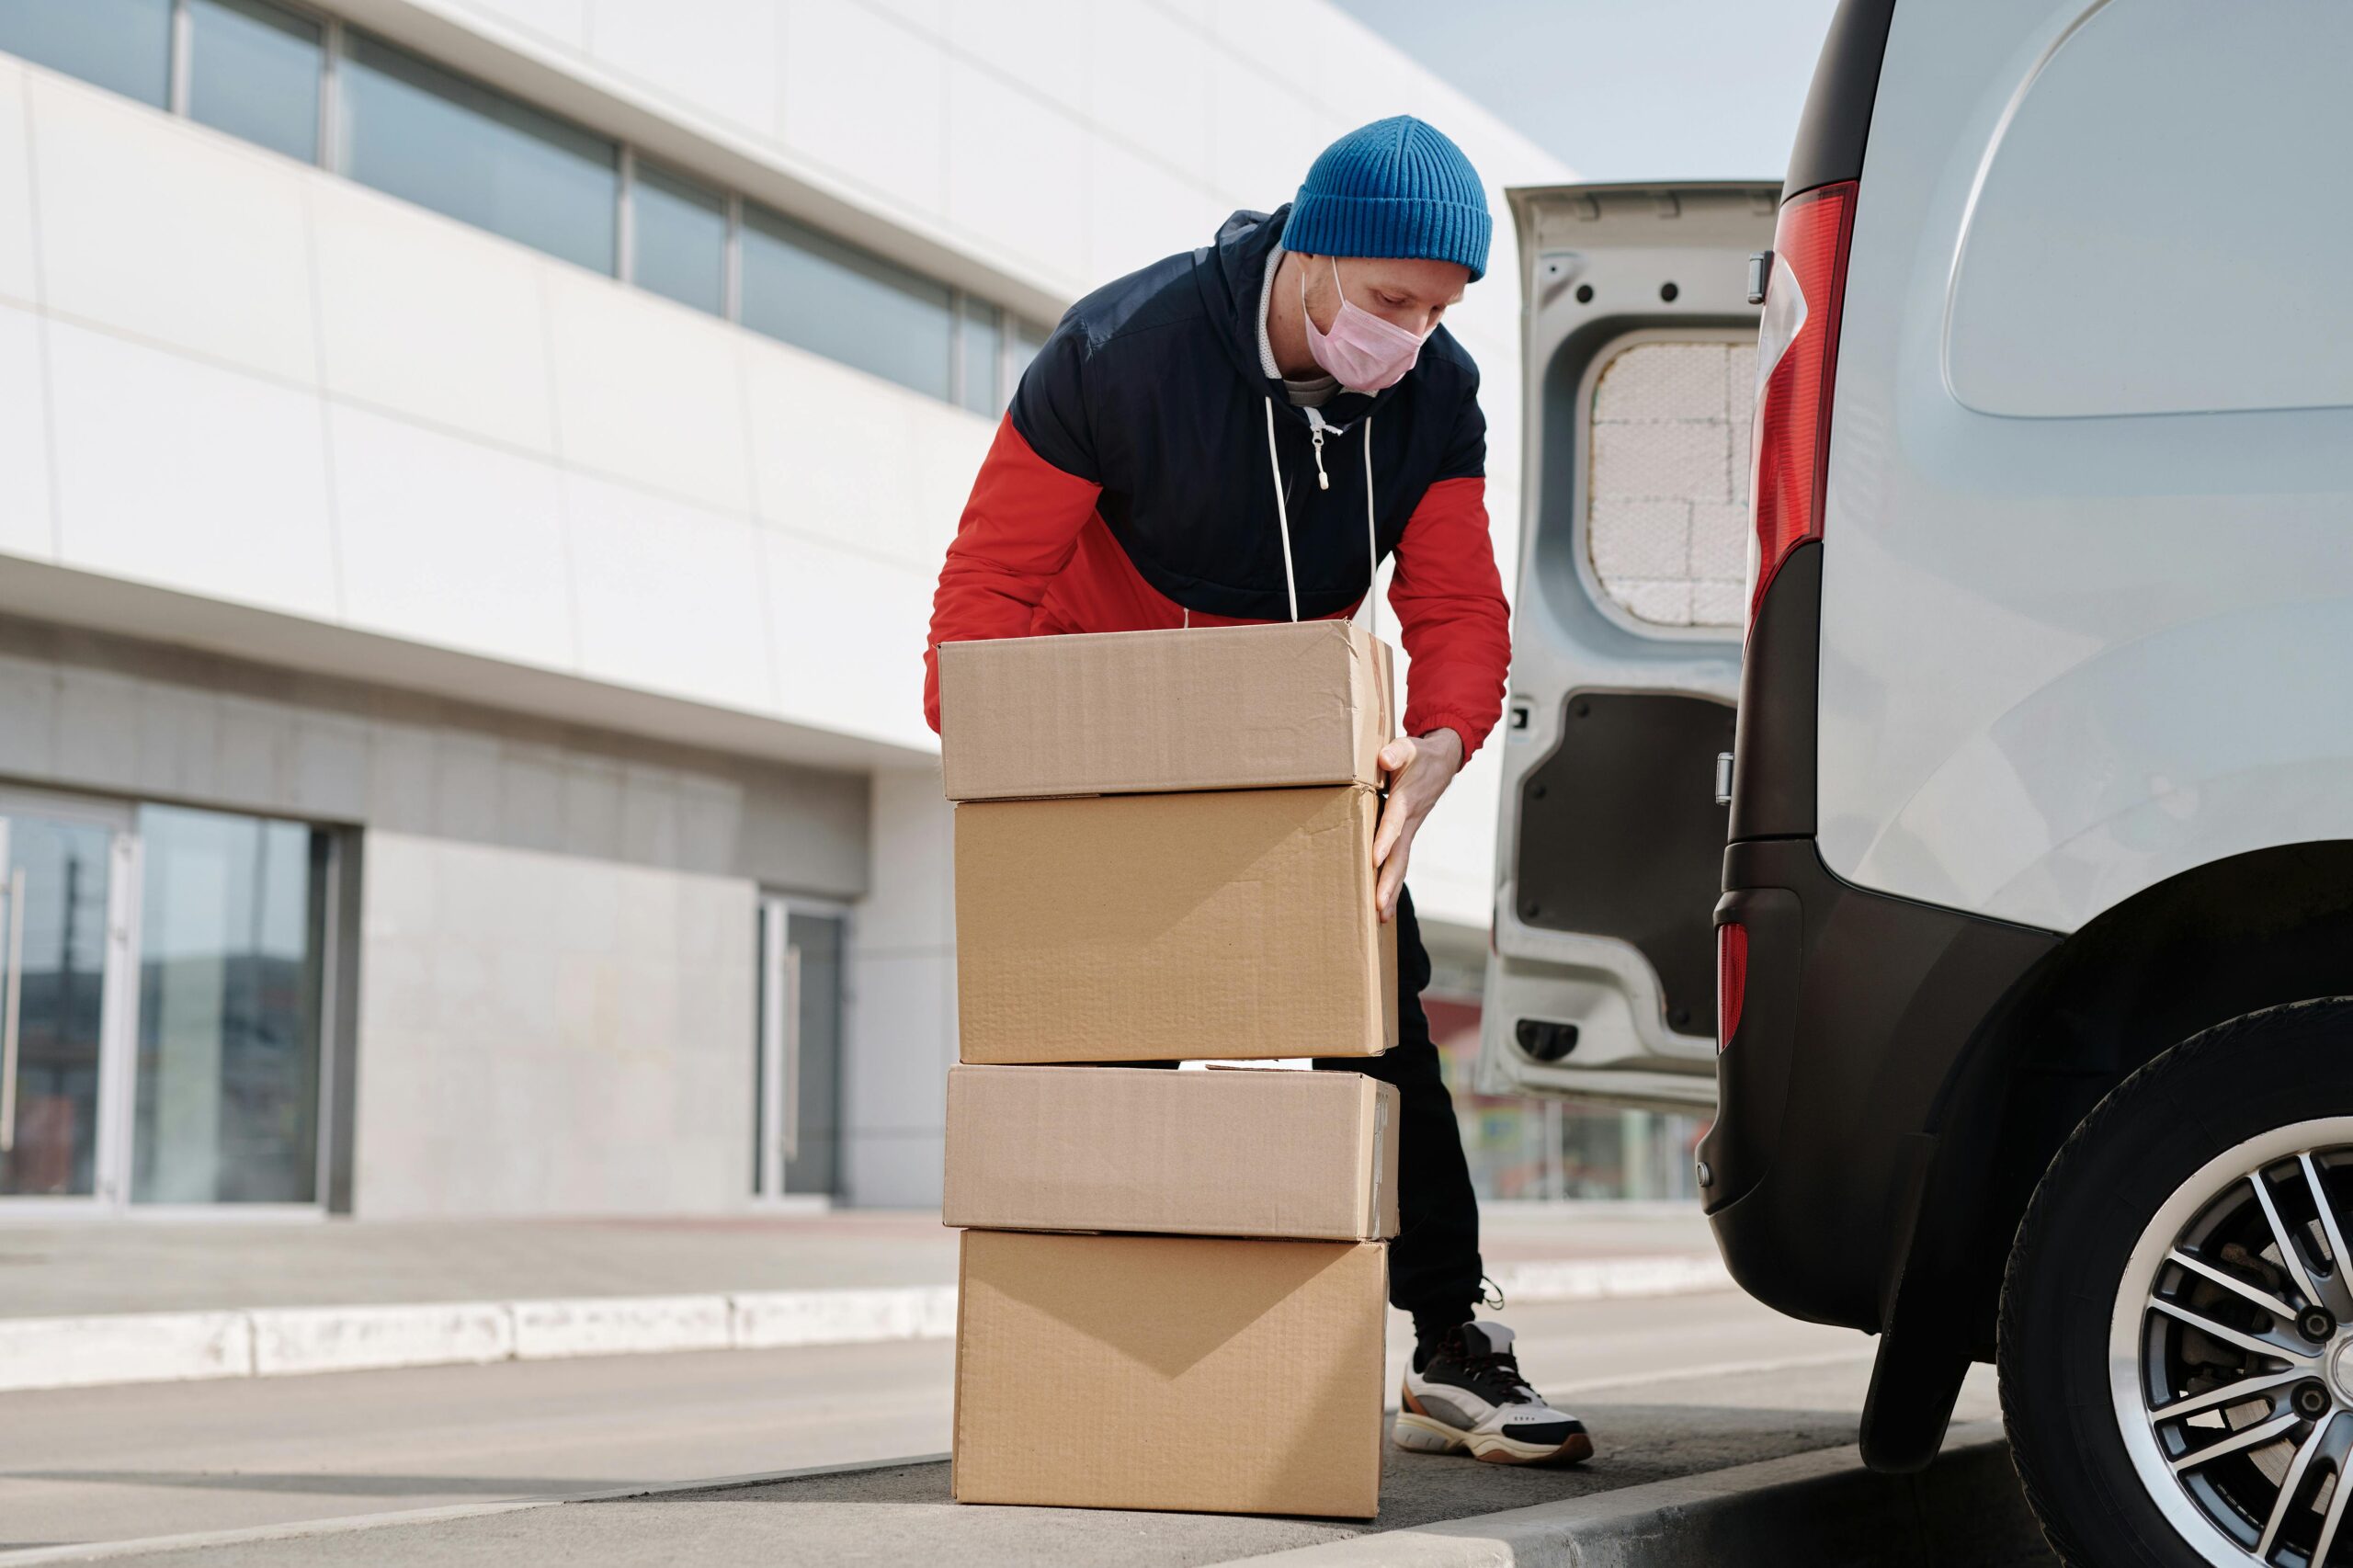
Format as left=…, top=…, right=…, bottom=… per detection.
left=1394, top=1322, right=1595, bottom=1465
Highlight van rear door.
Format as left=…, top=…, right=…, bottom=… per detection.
left=1479, top=182, right=1777, bottom=1114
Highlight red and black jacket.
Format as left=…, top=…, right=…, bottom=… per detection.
left=925, top=205, right=1509, bottom=757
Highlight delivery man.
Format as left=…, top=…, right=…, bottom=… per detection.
left=923, top=117, right=1590, bottom=1468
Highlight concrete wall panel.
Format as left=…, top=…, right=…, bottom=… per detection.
left=28, top=72, right=316, bottom=387
left=0, top=62, right=37, bottom=307
left=45, top=321, right=337, bottom=620
left=354, top=831, right=757, bottom=1217
left=0, top=302, right=52, bottom=560
left=0, top=617, right=868, bottom=896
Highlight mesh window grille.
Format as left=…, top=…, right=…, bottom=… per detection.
left=1586, top=341, right=1756, bottom=630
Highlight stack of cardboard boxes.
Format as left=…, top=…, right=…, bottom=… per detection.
left=938, top=620, right=1403, bottom=1519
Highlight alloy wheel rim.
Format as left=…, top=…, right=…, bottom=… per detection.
left=2110, top=1119, right=2353, bottom=1567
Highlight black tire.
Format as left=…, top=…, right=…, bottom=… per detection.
left=2000, top=998, right=2353, bottom=1568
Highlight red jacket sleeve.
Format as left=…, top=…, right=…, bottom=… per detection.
left=924, top=414, right=1105, bottom=732
left=1388, top=474, right=1511, bottom=758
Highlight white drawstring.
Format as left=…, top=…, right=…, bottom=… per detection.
left=1359, top=414, right=1378, bottom=641
left=1265, top=398, right=1302, bottom=622
left=1263, top=397, right=1379, bottom=636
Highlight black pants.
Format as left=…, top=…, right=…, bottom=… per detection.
left=1315, top=888, right=1483, bottom=1324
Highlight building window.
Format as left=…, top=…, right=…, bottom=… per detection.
left=131, top=804, right=329, bottom=1204
left=0, top=1, right=1046, bottom=415
left=0, top=0, right=171, bottom=108
left=0, top=790, right=337, bottom=1209
left=742, top=204, right=953, bottom=403
left=336, top=29, right=619, bottom=275
left=954, top=296, right=1002, bottom=417
left=186, top=0, right=321, bottom=164
left=627, top=158, right=727, bottom=318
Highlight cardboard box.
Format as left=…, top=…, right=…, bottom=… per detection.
left=954, top=785, right=1397, bottom=1063
left=952, top=1230, right=1387, bottom=1517
left=938, top=620, right=1393, bottom=801
left=942, top=1065, right=1399, bottom=1240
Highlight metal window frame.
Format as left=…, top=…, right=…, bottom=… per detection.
left=0, top=791, right=135, bottom=1214
left=947, top=289, right=968, bottom=413
left=317, top=14, right=342, bottom=171
left=614, top=143, right=636, bottom=285
left=77, top=0, right=1036, bottom=406
left=723, top=192, right=745, bottom=324
left=166, top=0, right=193, bottom=117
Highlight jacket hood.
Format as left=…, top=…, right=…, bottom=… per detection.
left=1195, top=204, right=1399, bottom=428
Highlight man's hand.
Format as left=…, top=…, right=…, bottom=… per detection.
left=1372, top=728, right=1464, bottom=923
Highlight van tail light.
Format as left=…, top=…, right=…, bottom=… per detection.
left=1746, top=181, right=1857, bottom=633
left=1717, top=921, right=1748, bottom=1052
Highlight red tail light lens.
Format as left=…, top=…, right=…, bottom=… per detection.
left=1717, top=921, right=1748, bottom=1052
left=1747, top=181, right=1857, bottom=632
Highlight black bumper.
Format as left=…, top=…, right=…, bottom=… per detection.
left=1698, top=839, right=2056, bottom=1332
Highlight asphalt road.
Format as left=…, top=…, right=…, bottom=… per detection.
left=0, top=1290, right=2000, bottom=1564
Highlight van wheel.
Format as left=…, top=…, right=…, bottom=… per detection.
left=2001, top=999, right=2353, bottom=1567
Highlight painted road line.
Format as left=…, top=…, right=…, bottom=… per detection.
left=0, top=1455, right=953, bottom=1567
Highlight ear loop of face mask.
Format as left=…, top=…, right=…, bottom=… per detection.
left=1263, top=397, right=1380, bottom=639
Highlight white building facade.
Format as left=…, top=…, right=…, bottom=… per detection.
left=0, top=0, right=1567, bottom=1218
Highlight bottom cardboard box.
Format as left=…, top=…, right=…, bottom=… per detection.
left=952, top=1230, right=1388, bottom=1518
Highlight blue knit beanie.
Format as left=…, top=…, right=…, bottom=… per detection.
left=1284, top=116, right=1492, bottom=282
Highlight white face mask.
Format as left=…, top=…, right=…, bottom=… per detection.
left=1302, top=256, right=1428, bottom=392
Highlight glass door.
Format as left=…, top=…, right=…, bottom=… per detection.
left=754, top=896, right=846, bottom=1201
left=0, top=792, right=137, bottom=1208
left=131, top=804, right=329, bottom=1206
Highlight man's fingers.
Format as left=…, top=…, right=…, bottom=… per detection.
left=1378, top=737, right=1415, bottom=776
left=1377, top=825, right=1415, bottom=921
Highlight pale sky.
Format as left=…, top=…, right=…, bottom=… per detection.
left=1335, top=0, right=1841, bottom=182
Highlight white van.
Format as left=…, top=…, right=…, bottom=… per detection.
left=1480, top=3, right=2353, bottom=1562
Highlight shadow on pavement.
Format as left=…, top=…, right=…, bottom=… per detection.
left=65, top=1407, right=2040, bottom=1568
left=620, top=1403, right=1865, bottom=1533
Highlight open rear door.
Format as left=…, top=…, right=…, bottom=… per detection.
left=1479, top=182, right=1778, bottom=1113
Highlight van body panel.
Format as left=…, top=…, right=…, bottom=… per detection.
left=1814, top=0, right=2353, bottom=934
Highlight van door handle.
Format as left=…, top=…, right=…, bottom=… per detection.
left=0, top=867, right=25, bottom=1155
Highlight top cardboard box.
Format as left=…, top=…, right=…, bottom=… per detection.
left=938, top=620, right=1394, bottom=801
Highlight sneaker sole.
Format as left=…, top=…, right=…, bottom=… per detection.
left=1391, top=1410, right=1596, bottom=1467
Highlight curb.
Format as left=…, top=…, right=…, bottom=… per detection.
left=0, top=1252, right=1729, bottom=1395
left=1218, top=1423, right=2051, bottom=1567
left=0, top=1285, right=961, bottom=1393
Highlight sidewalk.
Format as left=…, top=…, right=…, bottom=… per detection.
left=0, top=1202, right=1726, bottom=1393
left=0, top=1202, right=1711, bottom=1318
